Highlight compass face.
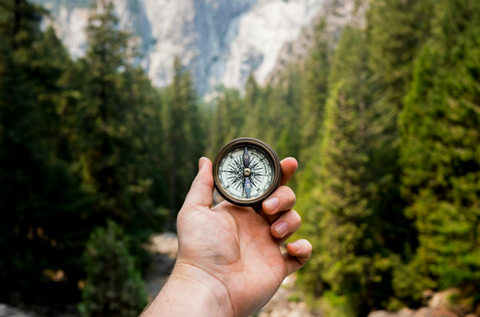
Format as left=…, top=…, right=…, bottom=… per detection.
left=213, top=138, right=281, bottom=206
left=218, top=145, right=274, bottom=201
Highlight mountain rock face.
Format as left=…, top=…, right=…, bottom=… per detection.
left=34, top=0, right=363, bottom=96
left=268, top=0, right=368, bottom=84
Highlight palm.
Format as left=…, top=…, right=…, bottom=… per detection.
left=178, top=201, right=287, bottom=316
left=171, top=157, right=311, bottom=317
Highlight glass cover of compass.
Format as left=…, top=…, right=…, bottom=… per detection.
left=213, top=138, right=281, bottom=207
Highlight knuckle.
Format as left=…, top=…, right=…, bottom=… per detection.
left=279, top=186, right=296, bottom=205
left=291, top=210, right=302, bottom=226
left=290, top=190, right=297, bottom=206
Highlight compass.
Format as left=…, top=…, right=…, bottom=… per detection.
left=213, top=137, right=282, bottom=207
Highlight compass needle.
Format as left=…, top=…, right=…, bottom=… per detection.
left=243, top=146, right=250, bottom=168
left=244, top=177, right=252, bottom=198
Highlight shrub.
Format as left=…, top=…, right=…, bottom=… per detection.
left=78, top=221, right=148, bottom=317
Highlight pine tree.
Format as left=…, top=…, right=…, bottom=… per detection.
left=78, top=220, right=147, bottom=317
left=69, top=0, right=164, bottom=274
left=365, top=0, right=435, bottom=233
left=294, top=20, right=332, bottom=202
left=363, top=1, right=437, bottom=307
left=241, top=74, right=264, bottom=141
left=308, top=79, right=371, bottom=316
left=162, top=57, right=204, bottom=226
left=207, top=85, right=244, bottom=158
left=0, top=0, right=90, bottom=304
left=399, top=0, right=480, bottom=298
left=298, top=19, right=331, bottom=164
left=73, top=0, right=159, bottom=231
left=299, top=27, right=393, bottom=316
left=367, top=0, right=435, bottom=112
left=271, top=65, right=304, bottom=162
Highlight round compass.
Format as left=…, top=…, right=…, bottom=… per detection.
left=213, top=137, right=282, bottom=207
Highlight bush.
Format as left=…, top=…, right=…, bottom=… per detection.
left=78, top=221, right=148, bottom=317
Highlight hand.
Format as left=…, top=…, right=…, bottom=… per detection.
left=142, top=157, right=312, bottom=317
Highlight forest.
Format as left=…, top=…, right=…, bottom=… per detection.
left=0, top=0, right=479, bottom=316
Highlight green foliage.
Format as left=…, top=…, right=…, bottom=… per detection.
left=400, top=0, right=480, bottom=294
left=299, top=27, right=377, bottom=315
left=3, top=0, right=480, bottom=315
left=287, top=292, right=301, bottom=303
left=0, top=0, right=92, bottom=303
left=207, top=68, right=304, bottom=174
left=320, top=291, right=355, bottom=317
left=207, top=86, right=243, bottom=158
left=364, top=0, right=436, bottom=274
left=78, top=220, right=147, bottom=317
left=366, top=0, right=435, bottom=111
left=299, top=19, right=331, bottom=164
left=0, top=0, right=167, bottom=307
left=72, top=0, right=165, bottom=245
left=161, top=57, right=205, bottom=224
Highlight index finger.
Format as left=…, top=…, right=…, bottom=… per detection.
left=280, top=157, right=298, bottom=185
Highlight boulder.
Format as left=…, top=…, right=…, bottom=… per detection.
left=413, top=307, right=457, bottom=317
left=368, top=308, right=415, bottom=317
left=368, top=311, right=401, bottom=317
left=429, top=289, right=460, bottom=310
left=0, top=304, right=35, bottom=317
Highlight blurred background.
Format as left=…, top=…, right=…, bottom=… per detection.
left=0, top=0, right=479, bottom=316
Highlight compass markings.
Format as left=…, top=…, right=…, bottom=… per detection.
left=218, top=146, right=273, bottom=199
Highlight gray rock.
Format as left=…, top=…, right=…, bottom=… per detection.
left=0, top=304, right=35, bottom=317
left=33, top=0, right=362, bottom=96
left=412, top=307, right=457, bottom=317
left=368, top=308, right=416, bottom=317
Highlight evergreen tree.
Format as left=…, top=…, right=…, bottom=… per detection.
left=207, top=86, right=243, bottom=158
left=361, top=1, right=437, bottom=307
left=73, top=0, right=159, bottom=235
left=299, top=27, right=392, bottom=316
left=399, top=0, right=480, bottom=299
left=365, top=0, right=435, bottom=243
left=308, top=78, right=371, bottom=316
left=0, top=0, right=90, bottom=304
left=295, top=20, right=332, bottom=202
left=78, top=220, right=147, bottom=317
left=366, top=0, right=435, bottom=112
left=299, top=19, right=331, bottom=164
left=162, top=57, right=204, bottom=226
left=270, top=65, right=304, bottom=162
left=240, top=74, right=263, bottom=140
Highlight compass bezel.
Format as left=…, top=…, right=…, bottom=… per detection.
left=213, top=137, right=282, bottom=207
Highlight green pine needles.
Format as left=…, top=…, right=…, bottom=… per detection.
left=78, top=221, right=148, bottom=317
left=400, top=0, right=480, bottom=292
left=2, top=0, right=480, bottom=315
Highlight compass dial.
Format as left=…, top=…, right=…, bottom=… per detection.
left=218, top=146, right=273, bottom=200
left=213, top=138, right=281, bottom=207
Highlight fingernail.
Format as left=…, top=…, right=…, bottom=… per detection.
left=274, top=222, right=288, bottom=237
left=198, top=157, right=205, bottom=170
left=264, top=197, right=279, bottom=212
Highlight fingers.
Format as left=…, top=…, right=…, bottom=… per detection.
left=270, top=209, right=301, bottom=240
left=181, top=157, right=214, bottom=211
left=280, top=157, right=298, bottom=186
left=283, top=239, right=312, bottom=276
left=262, top=186, right=296, bottom=216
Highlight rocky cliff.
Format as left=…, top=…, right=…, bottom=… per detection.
left=34, top=0, right=363, bottom=96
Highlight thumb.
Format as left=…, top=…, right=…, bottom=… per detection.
left=181, top=157, right=214, bottom=211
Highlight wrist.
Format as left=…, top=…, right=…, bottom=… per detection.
left=143, top=261, right=234, bottom=317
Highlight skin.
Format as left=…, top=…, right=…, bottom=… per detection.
left=142, top=157, right=312, bottom=317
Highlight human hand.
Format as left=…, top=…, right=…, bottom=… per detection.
left=142, top=157, right=312, bottom=317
